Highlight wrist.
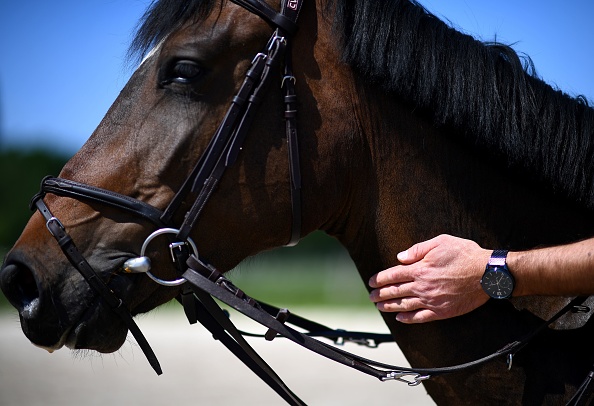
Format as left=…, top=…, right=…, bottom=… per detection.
left=506, top=249, right=547, bottom=297
left=505, top=251, right=529, bottom=296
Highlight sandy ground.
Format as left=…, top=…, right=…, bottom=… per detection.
left=0, top=307, right=435, bottom=405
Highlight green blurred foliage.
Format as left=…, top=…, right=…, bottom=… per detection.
left=0, top=148, right=69, bottom=253
left=0, top=148, right=368, bottom=311
left=229, top=232, right=368, bottom=308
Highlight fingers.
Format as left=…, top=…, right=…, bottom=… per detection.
left=397, top=235, right=446, bottom=264
left=395, top=309, right=439, bottom=324
left=373, top=297, right=441, bottom=323
left=369, top=281, right=411, bottom=303
left=368, top=266, right=412, bottom=288
left=372, top=295, right=419, bottom=313
left=368, top=235, right=446, bottom=287
left=369, top=237, right=439, bottom=288
left=368, top=234, right=486, bottom=324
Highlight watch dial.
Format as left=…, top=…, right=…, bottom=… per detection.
left=481, top=267, right=514, bottom=299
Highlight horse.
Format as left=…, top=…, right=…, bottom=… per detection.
left=2, top=0, right=594, bottom=404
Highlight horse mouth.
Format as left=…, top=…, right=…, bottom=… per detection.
left=23, top=287, right=130, bottom=354
left=1, top=255, right=132, bottom=354
left=63, top=266, right=136, bottom=353
left=26, top=306, right=126, bottom=355
left=64, top=296, right=128, bottom=352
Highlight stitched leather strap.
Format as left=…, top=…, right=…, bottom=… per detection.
left=174, top=24, right=296, bottom=244
left=34, top=176, right=166, bottom=227
left=32, top=197, right=162, bottom=375
left=177, top=286, right=306, bottom=405
left=231, top=0, right=299, bottom=34
left=182, top=254, right=591, bottom=384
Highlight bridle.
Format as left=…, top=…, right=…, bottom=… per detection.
left=32, top=0, right=302, bottom=371
left=27, top=0, right=594, bottom=405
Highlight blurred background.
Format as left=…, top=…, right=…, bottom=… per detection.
left=0, top=1, right=593, bottom=404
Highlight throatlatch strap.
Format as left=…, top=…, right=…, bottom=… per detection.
left=282, top=47, right=302, bottom=246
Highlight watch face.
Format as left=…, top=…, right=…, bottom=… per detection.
left=481, top=267, right=514, bottom=299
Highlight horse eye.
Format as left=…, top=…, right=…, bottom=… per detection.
left=161, top=60, right=202, bottom=85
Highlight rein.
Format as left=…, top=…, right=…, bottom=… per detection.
left=27, top=0, right=594, bottom=404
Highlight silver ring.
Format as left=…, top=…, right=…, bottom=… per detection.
left=140, top=228, right=198, bottom=286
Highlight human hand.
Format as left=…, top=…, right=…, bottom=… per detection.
left=368, top=234, right=491, bottom=323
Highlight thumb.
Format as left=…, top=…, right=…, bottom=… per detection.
left=397, top=236, right=442, bottom=264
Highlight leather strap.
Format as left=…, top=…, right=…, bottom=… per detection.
left=182, top=254, right=591, bottom=385
left=183, top=256, right=431, bottom=382
left=32, top=197, right=162, bottom=375
left=158, top=52, right=268, bottom=226
left=174, top=18, right=299, bottom=245
left=230, top=0, right=299, bottom=35
left=568, top=368, right=594, bottom=406
left=281, top=34, right=301, bottom=246
left=33, top=177, right=166, bottom=227
left=177, top=286, right=306, bottom=405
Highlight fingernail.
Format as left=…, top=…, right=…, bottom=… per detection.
left=397, top=250, right=408, bottom=261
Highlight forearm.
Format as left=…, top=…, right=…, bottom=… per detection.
left=510, top=239, right=594, bottom=297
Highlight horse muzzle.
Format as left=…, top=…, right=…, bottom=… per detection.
left=0, top=258, right=67, bottom=349
left=0, top=252, right=129, bottom=353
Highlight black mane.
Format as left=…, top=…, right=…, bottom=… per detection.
left=332, top=1, right=594, bottom=208
left=131, top=0, right=594, bottom=208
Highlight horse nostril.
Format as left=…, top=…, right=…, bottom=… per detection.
left=0, top=262, right=41, bottom=314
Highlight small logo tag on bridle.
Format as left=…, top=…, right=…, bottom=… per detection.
left=287, top=0, right=298, bottom=10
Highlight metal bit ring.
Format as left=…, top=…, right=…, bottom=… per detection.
left=140, top=228, right=198, bottom=286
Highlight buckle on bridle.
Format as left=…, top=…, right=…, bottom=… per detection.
left=169, top=241, right=188, bottom=263
left=281, top=75, right=296, bottom=88
left=45, top=217, right=66, bottom=238
left=334, top=329, right=379, bottom=348
left=267, top=35, right=286, bottom=51
left=382, top=371, right=431, bottom=386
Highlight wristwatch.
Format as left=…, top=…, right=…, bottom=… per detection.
left=480, top=250, right=515, bottom=299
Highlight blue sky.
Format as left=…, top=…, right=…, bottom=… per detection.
left=1, top=0, right=593, bottom=154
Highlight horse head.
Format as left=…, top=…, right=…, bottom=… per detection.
left=0, top=0, right=345, bottom=354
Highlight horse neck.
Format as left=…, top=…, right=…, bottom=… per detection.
left=316, top=85, right=424, bottom=280
left=323, top=80, right=594, bottom=283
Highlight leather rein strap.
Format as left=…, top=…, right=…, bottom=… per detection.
left=181, top=255, right=592, bottom=381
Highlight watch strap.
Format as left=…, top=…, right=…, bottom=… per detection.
left=488, top=250, right=508, bottom=267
